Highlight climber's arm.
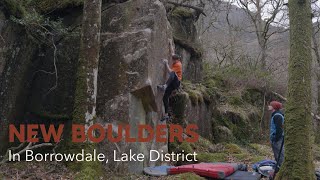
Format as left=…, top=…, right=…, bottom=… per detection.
left=163, top=59, right=172, bottom=73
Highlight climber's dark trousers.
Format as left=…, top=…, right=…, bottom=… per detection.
left=163, top=71, right=180, bottom=114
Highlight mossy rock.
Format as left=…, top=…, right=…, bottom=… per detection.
left=224, top=143, right=243, bottom=154
left=227, top=95, right=243, bottom=106
left=179, top=142, right=194, bottom=153
left=187, top=90, right=203, bottom=106
left=197, top=153, right=228, bottom=162
left=182, top=82, right=208, bottom=106
left=194, top=136, right=215, bottom=152
left=169, top=141, right=195, bottom=165
left=213, top=125, right=235, bottom=143
left=171, top=7, right=194, bottom=18
left=242, top=88, right=264, bottom=106
left=168, top=172, right=206, bottom=180
left=214, top=105, right=255, bottom=143
left=171, top=92, right=188, bottom=122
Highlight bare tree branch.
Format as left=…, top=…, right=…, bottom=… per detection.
left=0, top=139, right=54, bottom=164
left=43, top=36, right=58, bottom=97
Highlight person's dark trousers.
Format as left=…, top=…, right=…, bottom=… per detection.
left=272, top=136, right=284, bottom=167
left=163, top=71, right=180, bottom=114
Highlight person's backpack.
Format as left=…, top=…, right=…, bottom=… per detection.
left=252, top=160, right=277, bottom=178
left=252, top=160, right=277, bottom=171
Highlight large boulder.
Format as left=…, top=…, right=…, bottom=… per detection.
left=0, top=0, right=176, bottom=173
left=167, top=6, right=203, bottom=82
left=170, top=91, right=213, bottom=141
left=97, top=0, right=173, bottom=173
left=0, top=9, right=39, bottom=153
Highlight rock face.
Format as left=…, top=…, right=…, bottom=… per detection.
left=0, top=9, right=39, bottom=153
left=0, top=0, right=173, bottom=172
left=0, top=0, right=210, bottom=174
left=168, top=7, right=203, bottom=83
left=170, top=92, right=213, bottom=141
left=97, top=0, right=173, bottom=173
left=184, top=100, right=213, bottom=140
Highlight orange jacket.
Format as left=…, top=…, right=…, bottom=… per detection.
left=172, top=61, right=182, bottom=81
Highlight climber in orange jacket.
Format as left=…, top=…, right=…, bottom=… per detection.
left=158, top=54, right=182, bottom=121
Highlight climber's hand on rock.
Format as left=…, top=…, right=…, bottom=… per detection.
left=162, top=59, right=168, bottom=64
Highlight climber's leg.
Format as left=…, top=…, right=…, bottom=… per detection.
left=158, top=72, right=179, bottom=91
left=162, top=85, right=174, bottom=120
left=165, top=71, right=176, bottom=86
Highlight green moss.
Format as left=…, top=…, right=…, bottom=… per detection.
left=169, top=138, right=179, bottom=153
left=197, top=153, right=227, bottom=162
left=171, top=92, right=188, bottom=122
left=182, top=82, right=208, bottom=106
left=188, top=90, right=202, bottom=105
left=233, top=153, right=249, bottom=161
left=70, top=47, right=101, bottom=177
left=214, top=103, right=261, bottom=143
left=228, top=95, right=243, bottom=106
left=314, top=144, right=320, bottom=161
left=251, top=155, right=266, bottom=163
left=276, top=2, right=314, bottom=176
left=249, top=144, right=272, bottom=156
left=224, top=143, right=242, bottom=154
left=187, top=137, right=215, bottom=153
left=214, top=126, right=235, bottom=143
left=68, top=143, right=103, bottom=179
left=242, top=88, right=264, bottom=106
left=75, top=161, right=103, bottom=180
left=315, top=129, right=320, bottom=144
left=171, top=7, right=193, bottom=18
left=179, top=142, right=193, bottom=153
left=72, top=46, right=88, bottom=124
left=195, top=136, right=214, bottom=150
left=169, top=141, right=196, bottom=165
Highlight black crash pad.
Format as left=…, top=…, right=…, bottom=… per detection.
left=225, top=171, right=261, bottom=180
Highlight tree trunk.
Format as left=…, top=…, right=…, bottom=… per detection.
left=316, top=71, right=320, bottom=144
left=312, top=25, right=320, bottom=144
left=70, top=0, right=102, bottom=177
left=276, top=0, right=315, bottom=179
left=255, top=0, right=267, bottom=71
left=73, top=0, right=101, bottom=125
left=260, top=44, right=267, bottom=71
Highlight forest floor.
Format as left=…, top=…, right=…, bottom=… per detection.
left=0, top=143, right=319, bottom=180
